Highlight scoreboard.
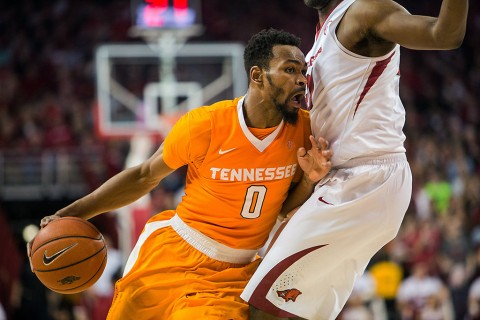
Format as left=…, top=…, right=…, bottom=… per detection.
left=131, top=0, right=202, bottom=29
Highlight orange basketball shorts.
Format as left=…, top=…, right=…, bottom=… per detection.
left=107, top=215, right=260, bottom=320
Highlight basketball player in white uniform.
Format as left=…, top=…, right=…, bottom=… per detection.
left=242, top=0, right=469, bottom=319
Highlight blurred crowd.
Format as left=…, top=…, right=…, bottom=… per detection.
left=1, top=0, right=480, bottom=319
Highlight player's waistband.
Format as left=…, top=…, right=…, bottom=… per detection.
left=336, top=153, right=407, bottom=169
left=170, top=214, right=258, bottom=264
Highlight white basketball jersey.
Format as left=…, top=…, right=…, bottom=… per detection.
left=305, top=0, right=406, bottom=167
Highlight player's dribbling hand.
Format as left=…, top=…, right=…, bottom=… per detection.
left=40, top=214, right=61, bottom=228
left=26, top=214, right=61, bottom=272
left=297, top=135, right=332, bottom=183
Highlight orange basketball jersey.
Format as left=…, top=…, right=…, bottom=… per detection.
left=163, top=96, right=311, bottom=250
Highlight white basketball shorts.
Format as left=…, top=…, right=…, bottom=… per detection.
left=241, top=153, right=412, bottom=320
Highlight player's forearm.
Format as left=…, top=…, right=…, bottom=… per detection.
left=434, top=0, right=468, bottom=48
left=55, top=165, right=161, bottom=220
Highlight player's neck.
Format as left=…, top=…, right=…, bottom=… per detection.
left=243, top=95, right=282, bottom=129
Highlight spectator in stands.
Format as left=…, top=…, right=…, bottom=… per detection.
left=369, top=251, right=404, bottom=320
left=396, top=262, right=454, bottom=320
left=468, top=275, right=480, bottom=319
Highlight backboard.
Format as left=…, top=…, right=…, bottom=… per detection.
left=94, top=41, right=247, bottom=139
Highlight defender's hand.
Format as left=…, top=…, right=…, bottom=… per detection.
left=297, top=135, right=332, bottom=183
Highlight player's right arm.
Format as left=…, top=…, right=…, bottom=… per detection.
left=39, top=108, right=209, bottom=226
left=355, top=0, right=468, bottom=50
left=26, top=143, right=176, bottom=267
left=27, top=108, right=210, bottom=268
left=36, top=108, right=206, bottom=236
left=339, top=0, right=468, bottom=57
left=40, top=111, right=202, bottom=226
left=41, top=143, right=176, bottom=225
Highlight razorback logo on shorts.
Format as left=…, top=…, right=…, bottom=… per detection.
left=277, top=288, right=302, bottom=302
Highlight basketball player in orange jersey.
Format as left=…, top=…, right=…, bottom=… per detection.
left=243, top=1, right=469, bottom=319
left=27, top=28, right=333, bottom=319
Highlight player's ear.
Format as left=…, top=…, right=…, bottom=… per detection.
left=250, top=66, right=263, bottom=84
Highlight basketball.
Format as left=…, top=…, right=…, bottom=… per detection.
left=30, top=217, right=108, bottom=294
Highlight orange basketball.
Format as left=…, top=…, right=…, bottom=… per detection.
left=30, top=217, right=107, bottom=294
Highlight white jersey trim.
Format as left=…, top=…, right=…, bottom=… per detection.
left=237, top=96, right=284, bottom=153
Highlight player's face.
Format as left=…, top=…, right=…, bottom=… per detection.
left=265, top=45, right=307, bottom=124
left=304, top=0, right=334, bottom=10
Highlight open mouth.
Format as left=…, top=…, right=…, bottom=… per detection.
left=290, top=92, right=306, bottom=108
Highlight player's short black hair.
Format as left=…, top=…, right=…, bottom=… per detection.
left=244, top=28, right=302, bottom=75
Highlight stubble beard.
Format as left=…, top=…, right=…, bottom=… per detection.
left=266, top=73, right=299, bottom=125
left=277, top=102, right=299, bottom=125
